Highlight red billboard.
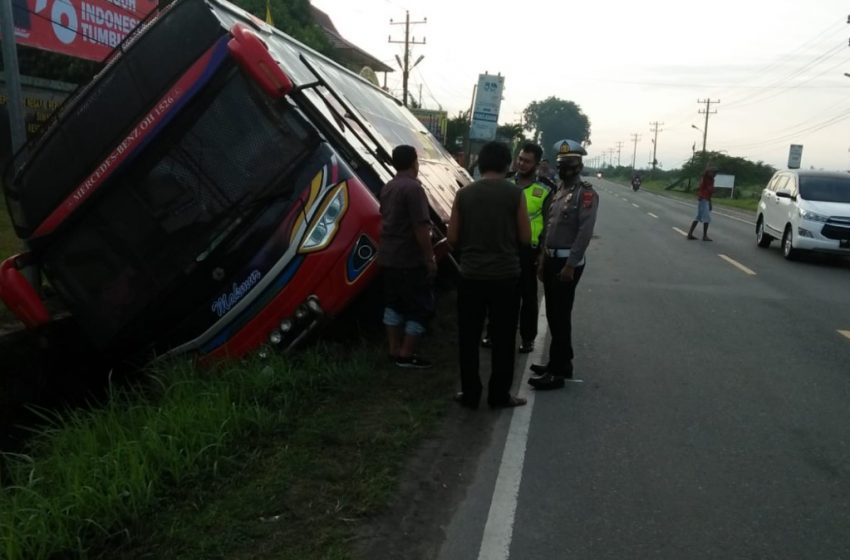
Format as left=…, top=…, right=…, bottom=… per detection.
left=10, top=0, right=158, bottom=62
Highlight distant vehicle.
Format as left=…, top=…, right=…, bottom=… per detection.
left=631, top=175, right=641, bottom=191
left=596, top=171, right=603, bottom=179
left=0, top=0, right=470, bottom=365
left=755, top=170, right=850, bottom=260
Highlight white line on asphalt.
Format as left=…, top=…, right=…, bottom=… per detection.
left=718, top=254, right=757, bottom=276
left=672, top=227, right=688, bottom=236
left=648, top=212, right=659, bottom=219
left=476, top=306, right=547, bottom=560
left=632, top=203, right=640, bottom=208
left=838, top=330, right=850, bottom=341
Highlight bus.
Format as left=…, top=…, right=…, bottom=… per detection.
left=0, top=0, right=470, bottom=364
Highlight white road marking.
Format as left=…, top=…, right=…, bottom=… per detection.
left=632, top=203, right=640, bottom=208
left=718, top=254, right=757, bottom=276
left=672, top=227, right=688, bottom=236
left=476, top=306, right=548, bottom=560
left=648, top=212, right=659, bottom=219
left=838, top=330, right=850, bottom=341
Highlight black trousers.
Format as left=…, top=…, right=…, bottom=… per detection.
left=457, top=277, right=520, bottom=406
left=518, top=247, right=540, bottom=343
left=542, top=256, right=585, bottom=377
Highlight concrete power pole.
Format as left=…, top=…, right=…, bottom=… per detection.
left=697, top=98, right=719, bottom=156
left=630, top=133, right=641, bottom=170
left=389, top=11, right=426, bottom=107
left=649, top=121, right=663, bottom=170
left=615, top=141, right=624, bottom=167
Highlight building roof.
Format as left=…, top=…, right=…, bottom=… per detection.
left=310, top=6, right=394, bottom=74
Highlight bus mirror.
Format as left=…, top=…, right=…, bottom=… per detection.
left=0, top=255, right=50, bottom=329
left=228, top=23, right=293, bottom=98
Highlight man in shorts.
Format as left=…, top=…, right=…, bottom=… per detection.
left=378, top=145, right=437, bottom=368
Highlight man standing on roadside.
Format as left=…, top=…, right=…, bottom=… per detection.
left=687, top=163, right=717, bottom=241
left=481, top=143, right=554, bottom=353
left=529, top=139, right=599, bottom=391
left=448, top=141, right=531, bottom=409
left=378, top=145, right=437, bottom=369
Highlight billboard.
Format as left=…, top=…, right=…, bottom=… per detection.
left=410, top=108, right=447, bottom=144
left=0, top=75, right=75, bottom=162
left=787, top=144, right=803, bottom=169
left=469, top=73, right=504, bottom=141
left=8, top=0, right=158, bottom=61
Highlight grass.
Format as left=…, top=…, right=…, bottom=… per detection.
left=0, top=295, right=459, bottom=560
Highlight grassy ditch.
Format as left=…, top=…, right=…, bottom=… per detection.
left=0, top=303, right=459, bottom=559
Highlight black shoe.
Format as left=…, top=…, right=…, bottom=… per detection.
left=396, top=355, right=433, bottom=369
left=453, top=392, right=479, bottom=410
left=518, top=340, right=534, bottom=354
left=480, top=337, right=492, bottom=348
left=529, top=363, right=548, bottom=376
left=528, top=374, right=565, bottom=390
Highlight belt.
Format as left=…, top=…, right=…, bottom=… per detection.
left=544, top=248, right=571, bottom=258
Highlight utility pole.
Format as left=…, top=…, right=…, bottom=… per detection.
left=615, top=141, right=624, bottom=167
left=630, top=133, right=641, bottom=170
left=389, top=11, right=426, bottom=108
left=697, top=98, right=719, bottom=156
left=649, top=121, right=663, bottom=170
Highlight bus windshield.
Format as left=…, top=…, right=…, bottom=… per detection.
left=44, top=69, right=318, bottom=341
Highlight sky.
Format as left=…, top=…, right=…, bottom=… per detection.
left=311, top=0, right=850, bottom=172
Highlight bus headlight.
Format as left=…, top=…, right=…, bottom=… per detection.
left=300, top=184, right=348, bottom=252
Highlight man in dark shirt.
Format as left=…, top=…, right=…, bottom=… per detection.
left=447, top=141, right=531, bottom=409
left=378, top=145, right=437, bottom=368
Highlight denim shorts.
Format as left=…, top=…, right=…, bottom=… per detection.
left=695, top=199, right=711, bottom=223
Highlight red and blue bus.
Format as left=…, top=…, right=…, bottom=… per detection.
left=0, top=0, right=470, bottom=363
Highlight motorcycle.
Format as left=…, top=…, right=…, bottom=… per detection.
left=631, top=176, right=642, bottom=191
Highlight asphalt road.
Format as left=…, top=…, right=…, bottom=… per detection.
left=437, top=179, right=850, bottom=560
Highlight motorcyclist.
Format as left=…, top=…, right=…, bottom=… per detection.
left=631, top=172, right=642, bottom=191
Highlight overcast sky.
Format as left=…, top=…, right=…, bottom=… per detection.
left=311, top=0, right=850, bottom=172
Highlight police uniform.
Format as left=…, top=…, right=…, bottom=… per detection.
left=513, top=172, right=554, bottom=348
left=529, top=139, right=599, bottom=390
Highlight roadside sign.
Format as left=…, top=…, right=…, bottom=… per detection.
left=469, top=73, right=504, bottom=141
left=788, top=144, right=803, bottom=169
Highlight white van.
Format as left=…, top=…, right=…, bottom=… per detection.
left=756, top=170, right=850, bottom=259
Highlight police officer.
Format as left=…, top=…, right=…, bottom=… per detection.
left=529, top=139, right=599, bottom=390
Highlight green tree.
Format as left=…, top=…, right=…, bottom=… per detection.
left=681, top=151, right=775, bottom=186
left=444, top=111, right=469, bottom=154
left=522, top=97, right=591, bottom=161
left=496, top=122, right=525, bottom=146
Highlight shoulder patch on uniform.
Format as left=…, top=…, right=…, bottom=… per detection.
left=582, top=190, right=594, bottom=208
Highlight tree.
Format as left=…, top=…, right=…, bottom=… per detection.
left=522, top=97, right=591, bottom=161
left=444, top=111, right=469, bottom=154
left=681, top=151, right=775, bottom=186
left=496, top=122, right=525, bottom=147
left=232, top=0, right=331, bottom=55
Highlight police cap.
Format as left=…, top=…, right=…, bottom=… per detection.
left=553, top=139, right=587, bottom=162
